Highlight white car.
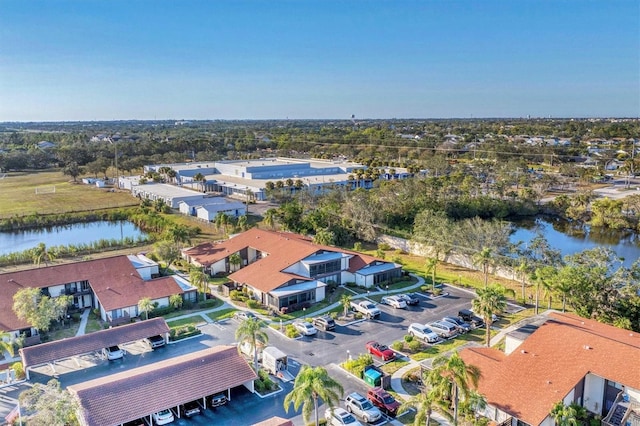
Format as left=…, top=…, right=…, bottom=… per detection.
left=407, top=323, right=439, bottom=343
left=293, top=321, right=318, bottom=336
left=103, top=345, right=124, bottom=361
left=325, top=407, right=363, bottom=426
left=380, top=295, right=407, bottom=309
left=153, top=409, right=175, bottom=425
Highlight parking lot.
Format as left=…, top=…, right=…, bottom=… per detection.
left=17, top=284, right=521, bottom=425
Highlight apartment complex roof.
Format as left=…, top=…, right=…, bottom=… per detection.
left=460, top=312, right=640, bottom=425
left=0, top=256, right=184, bottom=331
left=20, top=318, right=169, bottom=368
left=69, top=345, right=257, bottom=426
left=183, top=228, right=378, bottom=293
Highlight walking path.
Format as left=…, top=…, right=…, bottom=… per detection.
left=74, top=308, right=91, bottom=337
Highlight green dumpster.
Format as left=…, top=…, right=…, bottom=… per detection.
left=363, top=368, right=382, bottom=386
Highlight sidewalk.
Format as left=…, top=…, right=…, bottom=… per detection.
left=74, top=308, right=91, bottom=336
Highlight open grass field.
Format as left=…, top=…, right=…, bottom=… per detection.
left=0, top=170, right=138, bottom=218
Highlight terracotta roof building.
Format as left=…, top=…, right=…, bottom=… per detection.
left=69, top=345, right=257, bottom=426
left=460, top=312, right=640, bottom=426
left=0, top=255, right=196, bottom=336
left=183, top=228, right=402, bottom=313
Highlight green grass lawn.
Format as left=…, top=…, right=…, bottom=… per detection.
left=84, top=316, right=104, bottom=333
left=46, top=322, right=80, bottom=341
left=410, top=329, right=486, bottom=361
left=0, top=170, right=138, bottom=218
left=206, top=308, right=237, bottom=322
left=166, top=317, right=205, bottom=328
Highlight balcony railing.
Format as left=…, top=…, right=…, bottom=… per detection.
left=604, top=391, right=640, bottom=426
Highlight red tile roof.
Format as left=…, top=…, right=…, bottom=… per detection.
left=69, top=345, right=257, bottom=426
left=0, top=256, right=184, bottom=331
left=20, top=318, right=170, bottom=368
left=184, top=228, right=378, bottom=293
left=461, top=312, right=640, bottom=425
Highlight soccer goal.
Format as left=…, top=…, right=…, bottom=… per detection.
left=35, top=186, right=56, bottom=194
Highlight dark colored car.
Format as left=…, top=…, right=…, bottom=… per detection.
left=313, top=315, right=336, bottom=331
left=397, top=293, right=420, bottom=306
left=442, top=316, right=472, bottom=333
left=458, top=309, right=484, bottom=328
left=208, top=393, right=228, bottom=408
left=181, top=401, right=202, bottom=418
left=366, top=387, right=401, bottom=416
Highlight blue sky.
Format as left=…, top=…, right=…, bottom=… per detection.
left=1, top=0, right=638, bottom=121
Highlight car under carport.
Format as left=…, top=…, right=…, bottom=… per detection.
left=68, top=345, right=257, bottom=426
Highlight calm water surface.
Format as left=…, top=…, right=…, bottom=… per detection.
left=510, top=217, right=640, bottom=268
left=0, top=221, right=146, bottom=255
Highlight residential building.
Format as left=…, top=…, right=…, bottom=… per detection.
left=460, top=312, right=640, bottom=426
left=182, top=228, right=403, bottom=312
left=0, top=255, right=197, bottom=339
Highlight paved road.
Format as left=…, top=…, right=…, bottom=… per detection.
left=2, top=284, right=519, bottom=425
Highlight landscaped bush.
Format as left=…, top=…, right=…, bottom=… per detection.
left=246, top=299, right=260, bottom=309
left=343, top=353, right=373, bottom=377
left=230, top=290, right=247, bottom=302
left=391, top=341, right=404, bottom=351
left=377, top=242, right=391, bottom=251
left=404, top=334, right=414, bottom=343
left=169, top=325, right=201, bottom=341
left=149, top=305, right=175, bottom=318
left=10, top=362, right=25, bottom=380
left=197, top=299, right=219, bottom=309
left=254, top=369, right=277, bottom=393
left=408, top=339, right=422, bottom=352
left=284, top=324, right=298, bottom=338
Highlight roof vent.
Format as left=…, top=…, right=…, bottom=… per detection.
left=547, top=380, right=552, bottom=384
left=521, top=349, right=527, bottom=354
left=584, top=345, right=592, bottom=350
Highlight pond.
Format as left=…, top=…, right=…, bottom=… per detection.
left=0, top=221, right=147, bottom=255
left=509, top=216, right=640, bottom=269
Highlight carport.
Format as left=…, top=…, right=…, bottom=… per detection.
left=20, top=318, right=170, bottom=379
left=68, top=345, right=258, bottom=426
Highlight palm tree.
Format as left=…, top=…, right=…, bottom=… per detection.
left=472, top=284, right=511, bottom=347
left=550, top=401, right=585, bottom=426
left=235, top=316, right=268, bottom=372
left=189, top=268, right=210, bottom=302
left=138, top=297, right=155, bottom=320
left=472, top=247, right=494, bottom=288
left=515, top=258, right=532, bottom=303
left=0, top=330, right=17, bottom=358
left=398, top=384, right=442, bottom=426
left=340, top=294, right=352, bottom=318
left=283, top=365, right=344, bottom=426
left=428, top=351, right=481, bottom=426
left=263, top=208, right=277, bottom=230
left=215, top=212, right=230, bottom=234
left=236, top=215, right=248, bottom=232
left=228, top=252, right=242, bottom=272
left=193, top=172, right=206, bottom=192
left=169, top=294, right=183, bottom=310
left=531, top=266, right=555, bottom=315
left=425, top=257, right=438, bottom=292
left=31, top=242, right=55, bottom=267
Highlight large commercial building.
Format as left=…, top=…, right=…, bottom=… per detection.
left=142, top=157, right=397, bottom=201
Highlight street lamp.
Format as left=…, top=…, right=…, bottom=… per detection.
left=346, top=350, right=351, bottom=362
left=386, top=285, right=389, bottom=295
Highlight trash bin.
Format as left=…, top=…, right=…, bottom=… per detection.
left=363, top=368, right=382, bottom=387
